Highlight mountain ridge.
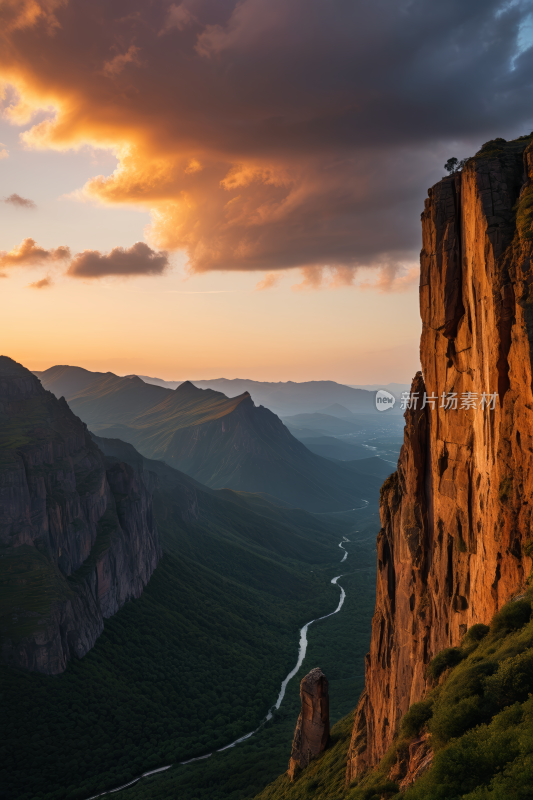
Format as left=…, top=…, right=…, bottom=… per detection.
left=35, top=367, right=384, bottom=512
left=0, top=356, right=161, bottom=674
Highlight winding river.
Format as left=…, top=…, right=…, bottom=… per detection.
left=87, top=526, right=365, bottom=799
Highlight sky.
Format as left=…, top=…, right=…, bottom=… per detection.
left=1, top=0, right=533, bottom=383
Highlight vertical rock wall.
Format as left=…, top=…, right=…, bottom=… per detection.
left=288, top=667, right=330, bottom=780
left=0, top=357, right=161, bottom=674
left=347, top=137, right=533, bottom=779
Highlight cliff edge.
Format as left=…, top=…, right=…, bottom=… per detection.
left=347, top=135, right=533, bottom=778
left=0, top=357, right=161, bottom=674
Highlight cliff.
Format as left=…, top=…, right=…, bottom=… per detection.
left=288, top=667, right=330, bottom=780
left=347, top=135, right=533, bottom=779
left=0, top=357, right=161, bottom=675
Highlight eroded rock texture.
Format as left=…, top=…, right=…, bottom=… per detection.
left=0, top=357, right=161, bottom=674
left=347, top=137, right=533, bottom=780
left=288, top=667, right=330, bottom=780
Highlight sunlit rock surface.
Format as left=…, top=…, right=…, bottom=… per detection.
left=347, top=138, right=533, bottom=780
left=288, top=667, right=330, bottom=779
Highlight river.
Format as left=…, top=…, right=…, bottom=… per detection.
left=87, top=529, right=363, bottom=799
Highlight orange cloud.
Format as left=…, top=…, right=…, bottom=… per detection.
left=0, top=0, right=532, bottom=278
left=0, top=238, right=70, bottom=273
left=67, top=242, right=169, bottom=278
left=27, top=275, right=52, bottom=288
left=255, top=272, right=281, bottom=290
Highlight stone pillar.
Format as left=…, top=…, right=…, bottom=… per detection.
left=288, top=667, right=330, bottom=780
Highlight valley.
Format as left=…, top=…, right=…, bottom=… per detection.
left=1, top=358, right=390, bottom=800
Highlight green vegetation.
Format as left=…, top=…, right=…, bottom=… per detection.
left=426, top=647, right=464, bottom=680
left=111, top=559, right=376, bottom=800
left=250, top=591, right=533, bottom=800
left=0, top=545, right=74, bottom=644
left=399, top=700, right=433, bottom=739
left=1, top=545, right=337, bottom=800
left=1, top=436, right=381, bottom=800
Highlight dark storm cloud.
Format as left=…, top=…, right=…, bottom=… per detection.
left=1, top=0, right=532, bottom=281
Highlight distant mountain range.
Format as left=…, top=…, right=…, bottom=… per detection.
left=133, top=376, right=405, bottom=416
left=34, top=365, right=386, bottom=512
left=33, top=366, right=405, bottom=417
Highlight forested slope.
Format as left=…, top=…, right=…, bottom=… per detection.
left=1, top=436, right=362, bottom=800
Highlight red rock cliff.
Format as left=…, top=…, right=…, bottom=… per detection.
left=288, top=667, right=330, bottom=780
left=347, top=136, right=533, bottom=779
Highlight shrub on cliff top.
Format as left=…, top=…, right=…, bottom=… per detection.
left=483, top=648, right=533, bottom=708
left=462, top=623, right=490, bottom=649
left=429, top=694, right=484, bottom=748
left=400, top=699, right=434, bottom=738
left=490, top=598, right=532, bottom=636
left=427, top=647, right=464, bottom=680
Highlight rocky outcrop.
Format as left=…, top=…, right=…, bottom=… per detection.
left=288, top=667, right=330, bottom=779
left=0, top=357, right=161, bottom=674
left=347, top=136, right=533, bottom=780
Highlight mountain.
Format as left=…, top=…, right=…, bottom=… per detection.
left=35, top=372, right=383, bottom=512
left=33, top=364, right=107, bottom=399
left=251, top=134, right=533, bottom=800
left=0, top=356, right=161, bottom=674
left=141, top=377, right=380, bottom=415
left=3, top=425, right=371, bottom=800
left=347, top=136, right=533, bottom=780
left=36, top=369, right=404, bottom=417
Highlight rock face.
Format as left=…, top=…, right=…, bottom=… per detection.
left=288, top=667, right=330, bottom=779
left=347, top=136, right=533, bottom=780
left=0, top=357, right=161, bottom=674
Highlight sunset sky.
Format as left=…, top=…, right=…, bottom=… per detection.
left=1, top=0, right=533, bottom=383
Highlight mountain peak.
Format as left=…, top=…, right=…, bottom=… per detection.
left=175, top=380, right=199, bottom=393
left=0, top=355, right=45, bottom=400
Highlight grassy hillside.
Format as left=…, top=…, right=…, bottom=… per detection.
left=251, top=588, right=533, bottom=800
left=1, top=437, right=375, bottom=800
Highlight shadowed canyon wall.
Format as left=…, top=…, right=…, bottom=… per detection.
left=347, top=136, right=533, bottom=779
left=0, top=357, right=161, bottom=675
